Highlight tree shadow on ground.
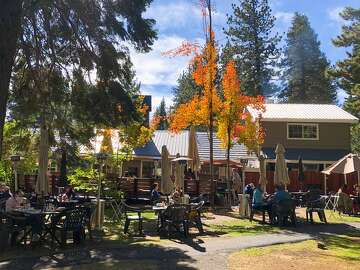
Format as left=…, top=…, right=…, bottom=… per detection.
left=0, top=243, right=197, bottom=270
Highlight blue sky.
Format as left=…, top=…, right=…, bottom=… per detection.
left=130, top=0, right=360, bottom=111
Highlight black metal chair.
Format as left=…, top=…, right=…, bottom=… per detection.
left=51, top=207, right=87, bottom=246
left=303, top=191, right=327, bottom=224
left=121, top=200, right=144, bottom=235
left=4, top=213, right=30, bottom=246
left=271, top=199, right=297, bottom=226
left=249, top=205, right=267, bottom=223
left=163, top=204, right=189, bottom=238
left=188, top=201, right=204, bottom=234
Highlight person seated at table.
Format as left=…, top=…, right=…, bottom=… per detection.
left=0, top=183, right=12, bottom=201
left=273, top=185, right=291, bottom=202
left=185, top=168, right=195, bottom=180
left=252, top=185, right=272, bottom=220
left=245, top=183, right=255, bottom=200
left=60, top=185, right=76, bottom=202
left=338, top=185, right=353, bottom=214
left=171, top=186, right=182, bottom=204
left=150, top=183, right=162, bottom=204
left=6, top=190, right=26, bottom=212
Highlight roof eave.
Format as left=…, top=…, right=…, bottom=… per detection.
left=259, top=118, right=359, bottom=124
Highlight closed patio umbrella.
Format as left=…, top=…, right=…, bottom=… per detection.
left=188, top=126, right=200, bottom=176
left=258, top=155, right=267, bottom=191
left=322, top=153, right=360, bottom=186
left=274, top=144, right=290, bottom=187
left=161, top=145, right=174, bottom=194
left=174, top=153, right=184, bottom=189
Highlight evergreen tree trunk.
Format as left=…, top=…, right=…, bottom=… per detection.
left=0, top=0, right=23, bottom=159
left=59, top=146, right=67, bottom=187
left=36, top=117, right=49, bottom=195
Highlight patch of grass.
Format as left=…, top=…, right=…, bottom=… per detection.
left=323, top=233, right=360, bottom=261
left=232, top=231, right=360, bottom=262
left=206, top=218, right=279, bottom=237
left=233, top=239, right=315, bottom=257
left=321, top=210, right=360, bottom=224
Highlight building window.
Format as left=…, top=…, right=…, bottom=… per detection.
left=142, top=161, right=155, bottom=178
left=287, top=123, right=318, bottom=140
left=303, top=163, right=319, bottom=172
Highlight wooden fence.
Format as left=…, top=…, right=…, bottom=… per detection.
left=21, top=170, right=359, bottom=196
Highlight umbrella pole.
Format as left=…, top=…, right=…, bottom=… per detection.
left=324, top=174, right=327, bottom=195
left=358, top=171, right=360, bottom=186
left=344, top=174, right=347, bottom=185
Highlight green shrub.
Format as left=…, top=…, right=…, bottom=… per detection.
left=0, top=161, right=12, bottom=185
left=68, top=167, right=98, bottom=192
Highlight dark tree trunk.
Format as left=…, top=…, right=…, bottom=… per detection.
left=0, top=0, right=23, bottom=159
left=59, top=148, right=68, bottom=187
left=226, top=127, right=231, bottom=191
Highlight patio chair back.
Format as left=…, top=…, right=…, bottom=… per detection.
left=272, top=199, right=296, bottom=226
left=165, top=204, right=189, bottom=224
left=61, top=208, right=87, bottom=231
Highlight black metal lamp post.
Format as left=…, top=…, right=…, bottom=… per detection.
left=95, top=153, right=108, bottom=230
left=10, top=155, right=21, bottom=191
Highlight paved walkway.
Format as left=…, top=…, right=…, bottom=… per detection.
left=0, top=222, right=359, bottom=270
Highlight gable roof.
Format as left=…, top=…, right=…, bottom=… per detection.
left=248, top=104, right=359, bottom=124
left=152, top=130, right=189, bottom=157
left=195, top=132, right=259, bottom=168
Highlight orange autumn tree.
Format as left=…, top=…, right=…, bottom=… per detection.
left=217, top=61, right=265, bottom=189
left=168, top=0, right=219, bottom=206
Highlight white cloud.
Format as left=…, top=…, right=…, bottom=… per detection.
left=145, top=1, right=202, bottom=31
left=130, top=35, right=196, bottom=86
left=328, top=7, right=345, bottom=24
left=275, top=11, right=293, bottom=25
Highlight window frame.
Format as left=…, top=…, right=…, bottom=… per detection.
left=287, top=123, right=319, bottom=140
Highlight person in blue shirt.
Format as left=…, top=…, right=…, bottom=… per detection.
left=150, top=183, right=161, bottom=204
left=252, top=185, right=272, bottom=221
left=273, top=185, right=291, bottom=202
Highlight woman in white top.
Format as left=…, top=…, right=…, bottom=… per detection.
left=6, top=190, right=25, bottom=212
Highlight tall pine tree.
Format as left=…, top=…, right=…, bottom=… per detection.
left=329, top=7, right=360, bottom=153
left=154, top=98, right=169, bottom=130
left=172, top=66, right=202, bottom=108
left=281, top=13, right=337, bottom=103
left=224, top=0, right=281, bottom=96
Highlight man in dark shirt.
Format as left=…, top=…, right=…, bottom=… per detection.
left=150, top=183, right=161, bottom=204
left=245, top=183, right=255, bottom=200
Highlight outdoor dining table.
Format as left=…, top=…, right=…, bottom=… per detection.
left=152, top=204, right=169, bottom=232
left=10, top=207, right=64, bottom=245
